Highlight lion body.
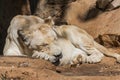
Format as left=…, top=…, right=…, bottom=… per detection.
left=4, top=15, right=120, bottom=65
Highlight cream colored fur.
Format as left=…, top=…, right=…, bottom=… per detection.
left=53, top=25, right=120, bottom=63
left=3, top=15, right=59, bottom=63
left=4, top=15, right=43, bottom=56
left=51, top=38, right=87, bottom=65
left=4, top=15, right=120, bottom=65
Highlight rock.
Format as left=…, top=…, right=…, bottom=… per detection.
left=65, top=0, right=98, bottom=22
left=96, top=0, right=113, bottom=11
left=34, top=0, right=75, bottom=25
left=97, top=0, right=120, bottom=11
left=109, top=0, right=120, bottom=10
left=95, top=34, right=120, bottom=48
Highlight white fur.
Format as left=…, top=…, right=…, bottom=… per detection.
left=4, top=15, right=120, bottom=65
left=53, top=25, right=120, bottom=63
left=50, top=38, right=87, bottom=65
left=3, top=15, right=57, bottom=63
left=32, top=51, right=57, bottom=62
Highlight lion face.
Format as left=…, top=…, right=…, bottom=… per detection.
left=18, top=23, right=57, bottom=50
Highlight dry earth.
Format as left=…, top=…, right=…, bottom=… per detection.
left=0, top=49, right=120, bottom=80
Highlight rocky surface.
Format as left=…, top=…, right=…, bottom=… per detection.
left=0, top=55, right=120, bottom=80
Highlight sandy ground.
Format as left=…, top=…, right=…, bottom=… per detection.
left=0, top=54, right=120, bottom=80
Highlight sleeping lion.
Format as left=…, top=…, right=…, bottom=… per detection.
left=3, top=15, right=120, bottom=66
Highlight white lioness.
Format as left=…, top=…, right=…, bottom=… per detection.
left=4, top=15, right=120, bottom=66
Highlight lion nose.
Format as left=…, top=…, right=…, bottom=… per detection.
left=52, top=53, right=63, bottom=66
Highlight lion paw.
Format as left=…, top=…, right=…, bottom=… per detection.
left=32, top=51, right=57, bottom=63
left=70, top=48, right=87, bottom=64
left=85, top=53, right=104, bottom=63
left=71, top=54, right=82, bottom=65
left=71, top=52, right=87, bottom=65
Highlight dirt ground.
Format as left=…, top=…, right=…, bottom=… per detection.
left=0, top=51, right=120, bottom=80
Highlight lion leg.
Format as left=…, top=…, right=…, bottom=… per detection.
left=94, top=41, right=120, bottom=63
left=32, top=51, right=59, bottom=63
left=79, top=45, right=104, bottom=63
left=70, top=47, right=104, bottom=64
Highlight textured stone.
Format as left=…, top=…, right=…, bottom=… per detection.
left=95, top=34, right=120, bottom=48
left=110, top=0, right=120, bottom=9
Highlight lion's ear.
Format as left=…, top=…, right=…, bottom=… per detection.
left=44, top=16, right=54, bottom=26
